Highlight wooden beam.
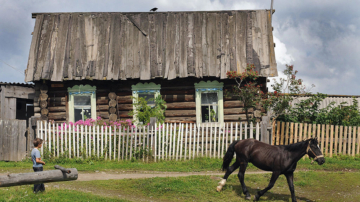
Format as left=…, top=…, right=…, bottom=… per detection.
left=0, top=168, right=78, bottom=187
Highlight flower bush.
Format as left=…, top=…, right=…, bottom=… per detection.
left=226, top=64, right=264, bottom=124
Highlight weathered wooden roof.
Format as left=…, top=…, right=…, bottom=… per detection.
left=25, top=10, right=277, bottom=82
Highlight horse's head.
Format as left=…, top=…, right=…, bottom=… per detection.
left=307, top=138, right=325, bottom=165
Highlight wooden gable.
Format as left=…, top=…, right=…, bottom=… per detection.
left=25, top=10, right=277, bottom=82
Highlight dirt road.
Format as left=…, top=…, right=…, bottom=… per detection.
left=77, top=171, right=271, bottom=181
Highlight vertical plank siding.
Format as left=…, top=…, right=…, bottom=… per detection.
left=272, top=122, right=360, bottom=157
left=26, top=10, right=276, bottom=82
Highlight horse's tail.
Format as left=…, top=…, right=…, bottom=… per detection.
left=222, top=140, right=239, bottom=171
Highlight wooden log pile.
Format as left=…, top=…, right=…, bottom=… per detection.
left=0, top=165, right=78, bottom=187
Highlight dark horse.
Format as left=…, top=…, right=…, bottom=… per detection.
left=216, top=138, right=325, bottom=202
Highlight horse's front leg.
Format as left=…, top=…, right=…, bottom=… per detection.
left=237, top=162, right=251, bottom=200
left=216, top=161, right=240, bottom=191
left=254, top=171, right=280, bottom=201
left=285, top=172, right=297, bottom=202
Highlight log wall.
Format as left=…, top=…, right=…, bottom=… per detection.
left=36, top=77, right=267, bottom=123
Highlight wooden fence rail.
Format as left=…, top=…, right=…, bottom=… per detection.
left=37, top=121, right=261, bottom=161
left=273, top=122, right=360, bottom=157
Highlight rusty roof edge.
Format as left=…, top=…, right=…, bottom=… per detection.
left=32, top=9, right=273, bottom=18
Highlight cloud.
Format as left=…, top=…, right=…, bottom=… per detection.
left=0, top=0, right=359, bottom=95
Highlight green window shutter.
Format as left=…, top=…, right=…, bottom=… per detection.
left=194, top=81, right=224, bottom=126
left=68, top=85, right=96, bottom=123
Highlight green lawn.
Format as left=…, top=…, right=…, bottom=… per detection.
left=0, top=186, right=130, bottom=202
left=1, top=171, right=359, bottom=202
left=0, top=156, right=359, bottom=174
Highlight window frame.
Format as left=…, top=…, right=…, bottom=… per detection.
left=194, top=81, right=224, bottom=125
left=131, top=82, right=161, bottom=125
left=68, top=85, right=96, bottom=123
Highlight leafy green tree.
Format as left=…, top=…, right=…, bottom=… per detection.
left=226, top=64, right=264, bottom=124
left=263, top=64, right=315, bottom=128
left=130, top=95, right=167, bottom=125
left=316, top=98, right=360, bottom=126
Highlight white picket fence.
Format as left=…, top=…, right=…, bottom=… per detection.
left=37, top=121, right=261, bottom=161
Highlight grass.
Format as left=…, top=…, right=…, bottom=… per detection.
left=0, top=185, right=130, bottom=202
left=13, top=171, right=358, bottom=202
left=0, top=155, right=359, bottom=174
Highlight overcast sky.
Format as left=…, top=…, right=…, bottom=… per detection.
left=0, top=0, right=359, bottom=95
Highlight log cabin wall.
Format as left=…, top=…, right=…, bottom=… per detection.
left=38, top=77, right=267, bottom=124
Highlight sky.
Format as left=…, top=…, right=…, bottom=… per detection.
left=0, top=0, right=359, bottom=95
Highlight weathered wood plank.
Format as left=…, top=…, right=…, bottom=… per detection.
left=173, top=13, right=180, bottom=78
left=224, top=114, right=252, bottom=121
left=166, top=102, right=196, bottom=109
left=63, top=14, right=73, bottom=79
left=26, top=15, right=44, bottom=82
left=186, top=13, right=194, bottom=76
left=149, top=13, right=157, bottom=78
left=224, top=100, right=244, bottom=108
left=235, top=11, right=247, bottom=73
left=228, top=12, right=236, bottom=72
left=214, top=12, right=221, bottom=77
left=125, top=18, right=134, bottom=78
left=224, top=108, right=253, bottom=115
left=245, top=12, right=253, bottom=68
left=94, top=14, right=107, bottom=80
left=201, top=13, right=208, bottom=77
left=34, top=15, right=55, bottom=81
left=102, top=14, right=112, bottom=79
left=4, top=86, right=35, bottom=99
left=207, top=13, right=217, bottom=77
left=119, top=14, right=127, bottom=80
left=165, top=13, right=176, bottom=79
left=165, top=117, right=196, bottom=123
left=162, top=94, right=195, bottom=102
left=107, top=14, right=118, bottom=80
left=220, top=13, right=230, bottom=79
left=165, top=110, right=196, bottom=117
left=131, top=14, right=141, bottom=79
left=52, top=14, right=70, bottom=81
left=48, top=106, right=66, bottom=112
left=140, top=13, right=150, bottom=80
left=118, top=111, right=132, bottom=118
left=193, top=13, right=202, bottom=78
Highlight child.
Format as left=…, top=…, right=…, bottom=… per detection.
left=31, top=138, right=46, bottom=193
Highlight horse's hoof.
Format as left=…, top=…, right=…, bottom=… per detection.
left=216, top=186, right=222, bottom=192
left=245, top=196, right=251, bottom=200
left=254, top=195, right=260, bottom=201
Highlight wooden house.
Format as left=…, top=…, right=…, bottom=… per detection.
left=24, top=10, right=277, bottom=125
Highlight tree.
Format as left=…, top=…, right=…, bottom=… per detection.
left=263, top=64, right=315, bottom=128
left=226, top=64, right=264, bottom=124
left=129, top=95, right=167, bottom=126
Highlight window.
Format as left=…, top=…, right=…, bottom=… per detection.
left=195, top=81, right=224, bottom=125
left=131, top=82, right=161, bottom=124
left=68, top=85, right=96, bottom=122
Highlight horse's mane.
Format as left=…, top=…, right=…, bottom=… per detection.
left=282, top=138, right=317, bottom=152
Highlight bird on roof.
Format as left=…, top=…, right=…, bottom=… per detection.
left=150, top=7, right=158, bottom=12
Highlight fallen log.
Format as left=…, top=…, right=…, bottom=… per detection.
left=0, top=167, right=78, bottom=187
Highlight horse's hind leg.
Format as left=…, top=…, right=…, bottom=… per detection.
left=254, top=171, right=280, bottom=201
left=238, top=161, right=251, bottom=200
left=216, top=161, right=240, bottom=192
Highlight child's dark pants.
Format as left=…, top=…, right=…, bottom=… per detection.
left=33, top=167, right=45, bottom=193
